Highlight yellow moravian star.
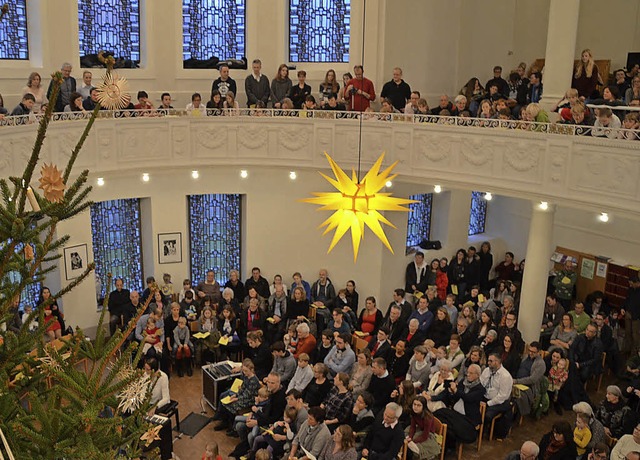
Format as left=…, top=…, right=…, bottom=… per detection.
left=301, top=152, right=417, bottom=262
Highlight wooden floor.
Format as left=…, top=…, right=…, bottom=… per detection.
left=167, top=366, right=611, bottom=460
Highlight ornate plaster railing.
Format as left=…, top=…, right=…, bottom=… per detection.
left=1, top=110, right=639, bottom=218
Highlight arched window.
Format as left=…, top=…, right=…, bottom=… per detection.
left=90, top=199, right=144, bottom=299
left=182, top=0, right=246, bottom=62
left=289, top=0, right=350, bottom=63
left=0, top=1, right=29, bottom=60
left=406, top=193, right=432, bottom=252
left=468, top=191, right=488, bottom=235
left=188, top=194, right=242, bottom=286
left=78, top=0, right=141, bottom=63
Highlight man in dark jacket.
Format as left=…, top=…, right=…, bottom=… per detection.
left=362, top=403, right=405, bottom=460
left=405, top=252, right=428, bottom=296
left=367, top=358, right=396, bottom=415
left=245, top=267, right=270, bottom=299
left=11, top=93, right=35, bottom=117
left=47, top=62, right=76, bottom=112
left=108, top=278, right=131, bottom=336
left=447, top=363, right=484, bottom=427
left=380, top=67, right=411, bottom=112
left=569, top=322, right=604, bottom=382
left=624, top=275, right=640, bottom=354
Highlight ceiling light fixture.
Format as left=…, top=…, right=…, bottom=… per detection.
left=142, top=173, right=149, bottom=182
left=289, top=171, right=297, bottom=180
left=539, top=201, right=548, bottom=210
left=240, top=170, right=248, bottom=179
left=434, top=185, right=442, bottom=193
left=599, top=212, right=609, bottom=223
left=191, top=170, right=199, bottom=179
left=97, top=177, right=105, bottom=186
left=484, top=192, right=492, bottom=201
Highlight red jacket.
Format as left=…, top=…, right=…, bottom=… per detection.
left=436, top=271, right=448, bottom=301
left=344, top=77, right=376, bottom=111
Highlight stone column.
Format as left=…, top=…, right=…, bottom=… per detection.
left=539, top=0, right=580, bottom=111
left=519, top=202, right=556, bottom=344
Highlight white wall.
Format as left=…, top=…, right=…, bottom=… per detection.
left=485, top=194, right=640, bottom=267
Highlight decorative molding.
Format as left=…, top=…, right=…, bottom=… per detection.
left=2, top=117, right=640, bottom=218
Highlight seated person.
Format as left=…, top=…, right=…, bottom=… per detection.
left=328, top=308, right=350, bottom=337
left=367, top=327, right=393, bottom=362
left=361, top=403, right=405, bottom=460
left=321, top=93, right=345, bottom=111
left=610, top=423, right=640, bottom=460
left=143, top=357, right=170, bottom=412
left=382, top=303, right=408, bottom=344
left=11, top=93, right=35, bottom=117
left=172, top=316, right=194, bottom=377
left=538, top=421, right=577, bottom=459
left=212, top=359, right=261, bottom=431
left=594, top=385, right=636, bottom=439
left=480, top=353, right=513, bottom=435
left=400, top=318, right=427, bottom=353
left=549, top=313, right=578, bottom=352
left=512, top=342, right=546, bottom=417
left=367, top=357, right=396, bottom=415
left=324, top=333, right=356, bottom=377
left=133, top=90, right=154, bottom=114
left=186, top=92, right=206, bottom=116
left=619, top=112, right=640, bottom=141
left=320, top=372, right=353, bottom=432
left=288, top=407, right=331, bottom=460
left=570, top=301, right=591, bottom=334
left=569, top=322, right=603, bottom=383
left=591, top=107, right=621, bottom=139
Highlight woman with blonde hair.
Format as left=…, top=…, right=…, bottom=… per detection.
left=320, top=69, right=340, bottom=102
left=22, top=72, right=48, bottom=113
left=572, top=49, right=601, bottom=99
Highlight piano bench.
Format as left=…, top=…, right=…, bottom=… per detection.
left=157, top=400, right=180, bottom=432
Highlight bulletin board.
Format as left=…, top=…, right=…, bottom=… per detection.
left=551, top=246, right=607, bottom=302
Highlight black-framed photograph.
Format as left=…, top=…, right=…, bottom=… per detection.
left=158, top=232, right=182, bottom=264
left=64, top=244, right=88, bottom=280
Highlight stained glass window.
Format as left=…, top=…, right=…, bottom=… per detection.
left=188, top=194, right=241, bottom=286
left=78, top=0, right=140, bottom=61
left=90, top=199, right=144, bottom=298
left=0, top=0, right=28, bottom=60
left=289, top=0, right=350, bottom=62
left=182, top=0, right=246, bottom=62
left=406, top=193, right=432, bottom=251
left=4, top=242, right=40, bottom=308
left=468, top=191, right=488, bottom=236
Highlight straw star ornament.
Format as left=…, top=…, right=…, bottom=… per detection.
left=38, top=163, right=66, bottom=203
left=302, top=152, right=416, bottom=262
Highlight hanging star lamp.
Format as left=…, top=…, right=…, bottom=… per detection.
left=301, top=0, right=415, bottom=262
left=302, top=153, right=416, bottom=262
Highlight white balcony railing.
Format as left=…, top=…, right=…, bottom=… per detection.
left=2, top=109, right=639, bottom=218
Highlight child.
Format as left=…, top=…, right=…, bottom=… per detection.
left=415, top=98, right=430, bottom=115
left=198, top=306, right=221, bottom=363
left=548, top=357, right=569, bottom=414
left=233, top=386, right=270, bottom=441
left=423, top=339, right=436, bottom=366
left=283, top=322, right=299, bottom=354
left=142, top=317, right=163, bottom=354
left=202, top=441, right=222, bottom=460
left=161, top=273, right=174, bottom=298
left=619, top=112, right=640, bottom=140
left=22, top=305, right=38, bottom=332
left=287, top=353, right=313, bottom=393
left=186, top=92, right=206, bottom=116
left=255, top=448, right=271, bottom=460
left=592, top=107, right=621, bottom=139
left=173, top=317, right=193, bottom=377
left=179, top=278, right=196, bottom=303
left=252, top=406, right=298, bottom=459
left=574, top=412, right=592, bottom=458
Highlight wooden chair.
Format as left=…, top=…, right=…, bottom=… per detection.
left=457, top=401, right=486, bottom=459
left=597, top=352, right=607, bottom=392
left=488, top=402, right=514, bottom=441
left=432, top=416, right=448, bottom=460
left=308, top=305, right=317, bottom=321
left=352, top=334, right=368, bottom=354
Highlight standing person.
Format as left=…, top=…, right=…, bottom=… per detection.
left=485, top=65, right=509, bottom=98
left=108, top=278, right=131, bottom=337
left=211, top=64, right=237, bottom=100
left=623, top=275, right=640, bottom=354
left=245, top=59, right=270, bottom=107
left=553, top=260, right=577, bottom=309
left=270, top=64, right=292, bottom=109
left=405, top=252, right=428, bottom=302
left=289, top=70, right=312, bottom=109
left=197, top=269, right=222, bottom=305
left=245, top=267, right=270, bottom=300
left=22, top=72, right=48, bottom=113
left=344, top=65, right=375, bottom=112
left=380, top=67, right=411, bottom=112
left=47, top=62, right=76, bottom=112
left=319, top=69, right=340, bottom=104
left=572, top=49, right=601, bottom=100
left=447, top=249, right=467, bottom=298
left=77, top=70, right=93, bottom=100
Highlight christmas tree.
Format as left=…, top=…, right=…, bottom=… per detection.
left=0, top=5, right=159, bottom=458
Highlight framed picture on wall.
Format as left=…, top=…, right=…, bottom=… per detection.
left=158, top=232, right=182, bottom=264
left=64, top=244, right=88, bottom=281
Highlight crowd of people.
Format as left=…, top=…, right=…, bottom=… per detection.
left=55, top=241, right=631, bottom=460
left=3, top=53, right=640, bottom=139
